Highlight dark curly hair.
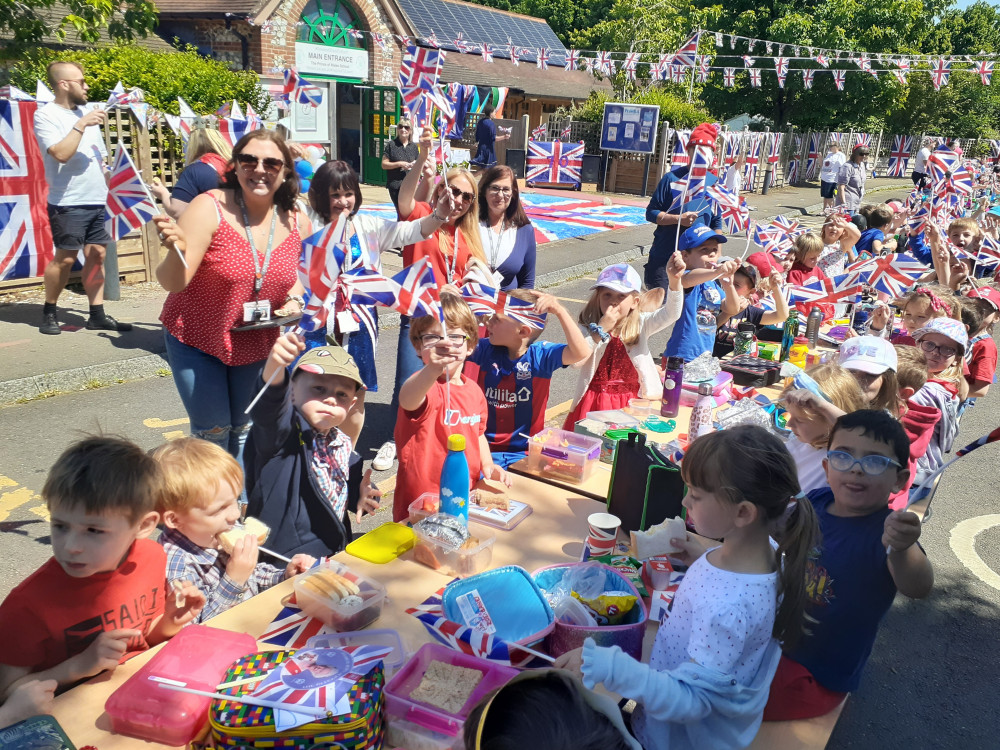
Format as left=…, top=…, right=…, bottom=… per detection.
left=222, top=129, right=298, bottom=212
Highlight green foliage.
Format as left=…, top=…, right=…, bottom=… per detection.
left=566, top=88, right=711, bottom=127
left=0, top=0, right=158, bottom=53
left=8, top=44, right=270, bottom=116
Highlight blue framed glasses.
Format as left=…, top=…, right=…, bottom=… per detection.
left=826, top=450, right=900, bottom=476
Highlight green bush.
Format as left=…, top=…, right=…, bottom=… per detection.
left=9, top=43, right=269, bottom=116
left=567, top=88, right=713, bottom=129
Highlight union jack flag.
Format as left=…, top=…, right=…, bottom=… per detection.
left=530, top=123, right=547, bottom=140
left=976, top=60, right=994, bottom=86
left=707, top=183, right=749, bottom=233
left=887, top=135, right=912, bottom=178
left=536, top=48, right=549, bottom=70
left=893, top=69, right=908, bottom=85
left=658, top=53, right=672, bottom=77
left=723, top=67, right=736, bottom=87
left=298, top=217, right=348, bottom=332
left=789, top=273, right=863, bottom=306
left=452, top=33, right=469, bottom=53
left=596, top=51, right=614, bottom=75
left=856, top=54, right=871, bottom=72
left=753, top=223, right=784, bottom=255
left=671, top=31, right=702, bottom=68
left=390, top=258, right=442, bottom=318
left=560, top=122, right=572, bottom=140
left=742, top=55, right=755, bottom=68
left=696, top=56, right=710, bottom=83
left=1, top=101, right=54, bottom=281
left=770, top=214, right=802, bottom=237
left=671, top=129, right=690, bottom=167
left=804, top=133, right=822, bottom=180
left=480, top=43, right=494, bottom=62
left=815, top=54, right=829, bottom=68
left=282, top=68, right=323, bottom=107
left=526, top=140, right=583, bottom=186
left=976, top=234, right=1000, bottom=268
left=399, top=45, right=443, bottom=98
left=863, top=253, right=928, bottom=297
left=624, top=52, right=640, bottom=80
left=927, top=146, right=960, bottom=191
left=931, top=58, right=951, bottom=91
left=106, top=81, right=137, bottom=108
left=564, top=49, right=578, bottom=71
left=669, top=145, right=713, bottom=210
left=104, top=142, right=156, bottom=241
left=801, top=69, right=815, bottom=89
left=749, top=69, right=762, bottom=87
left=259, top=604, right=331, bottom=648
left=742, top=133, right=762, bottom=189
left=649, top=61, right=664, bottom=81
left=507, top=45, right=520, bottom=66
left=461, top=282, right=546, bottom=328
left=832, top=70, right=846, bottom=90
left=774, top=57, right=789, bottom=88
left=217, top=116, right=259, bottom=147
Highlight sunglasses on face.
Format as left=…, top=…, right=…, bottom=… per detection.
left=397, top=125, right=411, bottom=130
left=235, top=153, right=286, bottom=175
left=449, top=186, right=475, bottom=203
left=917, top=339, right=957, bottom=358
left=826, top=450, right=900, bottom=476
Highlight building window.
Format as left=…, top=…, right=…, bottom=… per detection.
left=298, top=0, right=365, bottom=48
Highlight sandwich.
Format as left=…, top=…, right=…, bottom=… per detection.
left=471, top=479, right=510, bottom=512
left=217, top=517, right=269, bottom=554
left=630, top=516, right=687, bottom=559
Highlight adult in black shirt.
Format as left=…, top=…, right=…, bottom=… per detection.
left=382, top=117, right=418, bottom=211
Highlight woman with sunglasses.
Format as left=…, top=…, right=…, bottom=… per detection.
left=381, top=117, right=418, bottom=211
left=154, top=129, right=308, bottom=462
left=476, top=165, right=536, bottom=290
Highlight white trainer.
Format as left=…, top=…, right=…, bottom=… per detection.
left=372, top=440, right=397, bottom=471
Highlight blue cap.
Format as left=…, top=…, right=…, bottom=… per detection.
left=679, top=224, right=728, bottom=252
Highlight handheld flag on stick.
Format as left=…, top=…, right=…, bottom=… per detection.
left=104, top=142, right=157, bottom=241
left=461, top=282, right=546, bottom=329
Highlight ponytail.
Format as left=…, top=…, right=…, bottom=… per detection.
left=773, top=497, right=821, bottom=650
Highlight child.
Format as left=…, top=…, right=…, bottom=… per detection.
left=247, top=339, right=382, bottom=557
left=564, top=258, right=684, bottom=428
left=838, top=335, right=901, bottom=417
left=892, top=345, right=941, bottom=508
left=854, top=204, right=897, bottom=256
left=764, top=410, right=933, bottom=721
left=786, top=233, right=834, bottom=320
left=817, top=214, right=861, bottom=278
left=714, top=264, right=790, bottom=358
left=911, top=318, right=968, bottom=484
left=781, top=364, right=868, bottom=494
left=0, top=680, right=56, bottom=729
left=467, top=289, right=590, bottom=468
left=394, top=292, right=509, bottom=522
left=909, top=217, right=980, bottom=269
left=0, top=437, right=204, bottom=698
left=864, top=286, right=956, bottom=345
left=662, top=225, right=740, bottom=362
left=154, top=438, right=316, bottom=622
left=962, top=287, right=999, bottom=399
left=555, top=426, right=820, bottom=750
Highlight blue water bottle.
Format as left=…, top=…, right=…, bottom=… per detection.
left=439, top=434, right=470, bottom=523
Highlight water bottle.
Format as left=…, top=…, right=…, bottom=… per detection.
left=734, top=322, right=757, bottom=356
left=660, top=356, right=684, bottom=418
left=688, top=382, right=715, bottom=442
left=439, top=434, right=470, bottom=524
left=806, top=306, right=824, bottom=349
left=780, top=310, right=799, bottom=362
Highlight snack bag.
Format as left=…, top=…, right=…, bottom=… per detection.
left=591, top=554, right=648, bottom=598
left=571, top=590, right=638, bottom=626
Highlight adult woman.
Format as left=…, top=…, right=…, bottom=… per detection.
left=305, top=160, right=453, bottom=446
left=470, top=103, right=509, bottom=169
left=380, top=117, right=418, bottom=211
left=817, top=213, right=862, bottom=278
left=818, top=140, right=845, bottom=213
left=837, top=146, right=869, bottom=214
left=477, top=164, right=536, bottom=290
left=154, top=130, right=307, bottom=462
left=150, top=126, right=232, bottom=219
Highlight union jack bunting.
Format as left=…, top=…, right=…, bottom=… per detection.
left=596, top=51, right=614, bottom=75
left=855, top=133, right=872, bottom=148
left=742, top=134, right=762, bottom=190
left=282, top=68, right=323, bottom=107
left=624, top=52, right=640, bottom=76
left=560, top=122, right=572, bottom=140
left=530, top=123, right=547, bottom=140
left=298, top=216, right=349, bottom=333
left=461, top=282, right=546, bottom=328
left=424, top=31, right=439, bottom=47
left=452, top=33, right=469, bottom=53
left=976, top=60, right=994, bottom=86
left=371, top=32, right=386, bottom=49
left=348, top=28, right=365, bottom=41
left=815, top=54, right=829, bottom=68
left=857, top=55, right=871, bottom=72
left=723, top=67, right=736, bottom=87
left=832, top=70, right=846, bottom=90
left=670, top=65, right=686, bottom=83
left=696, top=56, right=710, bottom=83
left=671, top=129, right=691, bottom=167
left=671, top=31, right=702, bottom=68
left=659, top=53, right=672, bottom=76
left=564, top=49, right=579, bottom=71
left=714, top=32, right=723, bottom=46
left=722, top=131, right=740, bottom=165
left=893, top=69, right=908, bottom=85
left=774, top=57, right=789, bottom=88
left=895, top=58, right=911, bottom=71
left=749, top=69, right=762, bottom=87
left=1, top=101, right=54, bottom=281
left=802, top=69, right=815, bottom=89
left=989, top=140, right=1000, bottom=163
left=0, top=84, right=33, bottom=100
left=526, top=139, right=584, bottom=186
left=536, top=48, right=549, bottom=70
left=104, top=142, right=156, bottom=241
left=508, top=44, right=520, bottom=66
left=105, top=81, right=137, bottom=108
left=931, top=58, right=951, bottom=91
left=649, top=61, right=664, bottom=81
left=397, top=35, right=412, bottom=47
left=214, top=100, right=231, bottom=119
left=742, top=55, right=755, bottom=68
left=886, top=135, right=913, bottom=178
left=804, top=133, right=822, bottom=180
left=863, top=254, right=928, bottom=297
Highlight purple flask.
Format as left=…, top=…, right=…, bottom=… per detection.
left=660, top=357, right=684, bottom=418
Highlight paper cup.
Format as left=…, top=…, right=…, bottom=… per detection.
left=583, top=512, right=621, bottom=560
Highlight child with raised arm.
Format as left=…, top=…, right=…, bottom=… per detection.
left=393, top=292, right=510, bottom=522
left=467, top=289, right=590, bottom=468
left=0, top=437, right=204, bottom=699
left=715, top=263, right=790, bottom=358
left=962, top=287, right=999, bottom=400
left=556, top=426, right=820, bottom=750
left=765, top=410, right=933, bottom=721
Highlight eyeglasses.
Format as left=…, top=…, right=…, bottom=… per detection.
left=487, top=186, right=513, bottom=197
left=449, top=186, right=475, bottom=203
left=420, top=333, right=468, bottom=346
left=235, top=153, right=286, bottom=175
left=397, top=125, right=411, bottom=130
left=826, top=450, right=900, bottom=476
left=917, top=339, right=957, bottom=358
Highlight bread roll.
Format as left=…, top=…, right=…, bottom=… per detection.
left=630, top=517, right=687, bottom=559
left=217, top=517, right=269, bottom=554
left=472, top=479, right=510, bottom=511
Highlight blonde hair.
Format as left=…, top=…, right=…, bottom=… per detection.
left=948, top=217, right=981, bottom=239
left=151, top=437, right=243, bottom=514
left=578, top=288, right=646, bottom=347
left=782, top=363, right=868, bottom=447
left=894, top=286, right=959, bottom=321
left=185, top=128, right=233, bottom=165
left=866, top=369, right=901, bottom=418
left=434, top=169, right=486, bottom=272
left=503, top=288, right=546, bottom=342
left=791, top=232, right=824, bottom=264
left=895, top=344, right=929, bottom=392
left=409, top=291, right=479, bottom=349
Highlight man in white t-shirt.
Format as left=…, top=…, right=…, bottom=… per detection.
left=911, top=138, right=934, bottom=189
left=818, top=141, right=846, bottom=213
left=34, top=60, right=132, bottom=335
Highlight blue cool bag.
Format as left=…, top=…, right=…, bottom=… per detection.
left=441, top=566, right=554, bottom=646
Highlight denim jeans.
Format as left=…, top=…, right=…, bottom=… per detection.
left=389, top=316, right=424, bottom=421
left=163, top=331, right=261, bottom=464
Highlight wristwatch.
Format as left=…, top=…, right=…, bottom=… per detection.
left=588, top=322, right=610, bottom=342
left=284, top=294, right=305, bottom=309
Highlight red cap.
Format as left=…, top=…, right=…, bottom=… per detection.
left=745, top=251, right=784, bottom=279
left=967, top=286, right=1000, bottom=311
left=688, top=122, right=719, bottom=149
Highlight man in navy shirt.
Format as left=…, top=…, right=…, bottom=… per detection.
left=644, top=122, right=724, bottom=292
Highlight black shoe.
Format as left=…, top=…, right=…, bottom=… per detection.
left=40, top=311, right=61, bottom=335
left=86, top=314, right=133, bottom=332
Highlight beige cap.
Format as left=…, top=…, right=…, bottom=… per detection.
left=292, top=346, right=364, bottom=387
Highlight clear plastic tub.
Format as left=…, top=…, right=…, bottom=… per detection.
left=411, top=518, right=496, bottom=577
left=409, top=493, right=441, bottom=526
left=526, top=427, right=602, bottom=484
left=415, top=492, right=532, bottom=531
left=386, top=716, right=464, bottom=750
left=293, top=559, right=387, bottom=631
left=305, top=628, right=406, bottom=678
left=385, top=642, right=519, bottom=736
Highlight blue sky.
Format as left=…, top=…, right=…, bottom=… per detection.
left=954, top=0, right=994, bottom=7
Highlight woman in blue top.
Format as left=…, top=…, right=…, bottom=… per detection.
left=470, top=103, right=509, bottom=168
left=476, top=165, right=536, bottom=289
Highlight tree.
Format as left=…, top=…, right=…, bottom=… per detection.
left=0, top=0, right=158, bottom=53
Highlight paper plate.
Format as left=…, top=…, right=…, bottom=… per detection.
left=346, top=522, right=416, bottom=564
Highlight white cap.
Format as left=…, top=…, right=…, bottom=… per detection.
left=839, top=335, right=898, bottom=375
left=591, top=263, right=642, bottom=294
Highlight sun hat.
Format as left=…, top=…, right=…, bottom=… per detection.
left=912, top=317, right=969, bottom=354
left=591, top=263, right=642, bottom=294
left=679, top=224, right=728, bottom=252
left=292, top=345, right=364, bottom=387
left=839, top=336, right=898, bottom=375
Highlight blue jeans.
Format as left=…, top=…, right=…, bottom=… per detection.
left=491, top=450, right=527, bottom=469
left=389, top=316, right=424, bottom=421
left=163, top=331, right=261, bottom=464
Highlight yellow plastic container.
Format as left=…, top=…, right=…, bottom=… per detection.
left=346, top=522, right=416, bottom=564
left=788, top=338, right=809, bottom=369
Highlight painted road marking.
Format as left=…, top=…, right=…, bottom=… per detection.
left=144, top=417, right=190, bottom=429
left=0, top=339, right=31, bottom=349
left=0, top=475, right=42, bottom=523
left=163, top=430, right=186, bottom=441
left=545, top=399, right=573, bottom=420
left=554, top=296, right=587, bottom=304
left=950, top=514, right=1000, bottom=592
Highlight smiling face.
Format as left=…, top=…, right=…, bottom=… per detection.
left=947, top=226, right=976, bottom=250
left=291, top=372, right=359, bottom=434
left=682, top=241, right=721, bottom=270
left=327, top=185, right=357, bottom=217
left=50, top=502, right=157, bottom=578
left=916, top=332, right=958, bottom=374
left=235, top=138, right=287, bottom=200
left=484, top=174, right=514, bottom=219
left=824, top=427, right=908, bottom=517
left=440, top=174, right=476, bottom=223
left=901, top=297, right=933, bottom=334
left=163, top=479, right=242, bottom=549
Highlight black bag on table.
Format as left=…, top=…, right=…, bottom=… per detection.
left=607, top=432, right=686, bottom=534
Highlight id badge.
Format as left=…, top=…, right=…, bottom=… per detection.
left=243, top=300, right=272, bottom=323
left=337, top=310, right=360, bottom=333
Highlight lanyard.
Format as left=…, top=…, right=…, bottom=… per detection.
left=486, top=218, right=506, bottom=272
left=237, top=193, right=278, bottom=296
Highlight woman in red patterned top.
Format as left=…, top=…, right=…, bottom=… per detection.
left=154, top=130, right=309, bottom=462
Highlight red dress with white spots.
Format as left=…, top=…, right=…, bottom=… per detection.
left=160, top=196, right=301, bottom=366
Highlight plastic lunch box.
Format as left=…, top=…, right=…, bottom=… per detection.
left=293, top=559, right=387, bottom=631
left=525, top=427, right=602, bottom=484
left=409, top=492, right=533, bottom=531
left=411, top=519, right=497, bottom=577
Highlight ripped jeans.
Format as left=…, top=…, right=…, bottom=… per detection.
left=163, top=331, right=260, bottom=465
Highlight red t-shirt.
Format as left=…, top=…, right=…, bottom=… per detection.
left=0, top=539, right=167, bottom=673
left=392, top=375, right=488, bottom=522
left=404, top=202, right=472, bottom=285
left=786, top=262, right=835, bottom=320
left=967, top=336, right=998, bottom=384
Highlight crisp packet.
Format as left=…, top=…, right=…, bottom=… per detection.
left=591, top=553, right=648, bottom=597
left=571, top=590, right=638, bottom=626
